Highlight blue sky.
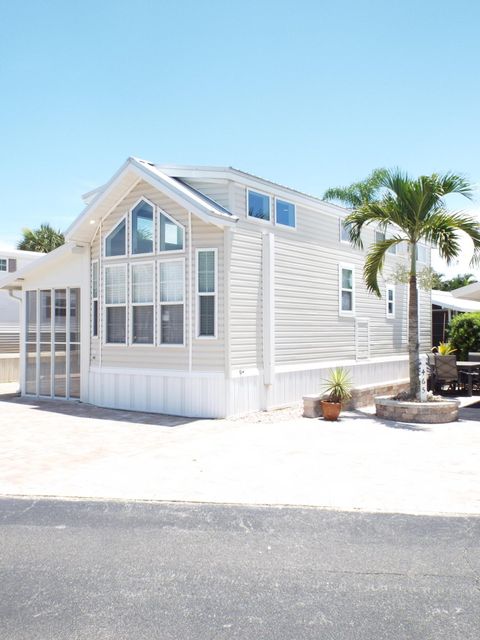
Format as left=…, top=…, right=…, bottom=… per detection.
left=1, top=0, right=479, bottom=276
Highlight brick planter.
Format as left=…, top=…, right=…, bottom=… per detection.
left=375, top=396, right=460, bottom=424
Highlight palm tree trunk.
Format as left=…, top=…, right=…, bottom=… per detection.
left=408, top=244, right=419, bottom=398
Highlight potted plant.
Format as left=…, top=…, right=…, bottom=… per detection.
left=321, top=367, right=352, bottom=421
left=434, top=342, right=456, bottom=355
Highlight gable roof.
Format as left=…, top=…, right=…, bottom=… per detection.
left=67, top=157, right=238, bottom=243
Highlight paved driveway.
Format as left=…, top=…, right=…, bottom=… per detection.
left=1, top=393, right=479, bottom=515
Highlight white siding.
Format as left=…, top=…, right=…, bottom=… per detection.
left=229, top=229, right=263, bottom=371
left=90, top=180, right=225, bottom=373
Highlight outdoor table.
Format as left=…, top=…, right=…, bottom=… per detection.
left=456, top=361, right=480, bottom=396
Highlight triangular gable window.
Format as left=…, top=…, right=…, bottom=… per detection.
left=105, top=219, right=126, bottom=257
left=132, top=200, right=154, bottom=255
left=160, top=213, right=184, bottom=252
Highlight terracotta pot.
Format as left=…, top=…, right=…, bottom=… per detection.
left=321, top=400, right=342, bottom=421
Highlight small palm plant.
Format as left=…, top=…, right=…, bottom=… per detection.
left=321, top=368, right=352, bottom=420
left=435, top=342, right=456, bottom=355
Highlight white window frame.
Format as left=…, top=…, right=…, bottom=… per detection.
left=130, top=261, right=155, bottom=346
left=376, top=227, right=398, bottom=255
left=386, top=285, right=395, bottom=318
left=103, top=263, right=127, bottom=345
left=129, top=197, right=156, bottom=257
left=104, top=215, right=127, bottom=260
left=247, top=189, right=272, bottom=224
left=339, top=219, right=353, bottom=244
left=339, top=263, right=355, bottom=317
left=158, top=258, right=186, bottom=347
left=274, top=197, right=296, bottom=230
left=375, top=229, right=386, bottom=244
left=196, top=248, right=218, bottom=339
left=91, top=260, right=99, bottom=338
left=0, top=257, right=7, bottom=271
left=158, top=208, right=185, bottom=255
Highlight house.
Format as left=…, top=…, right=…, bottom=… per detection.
left=0, top=157, right=432, bottom=416
left=431, top=289, right=480, bottom=345
left=0, top=247, right=41, bottom=382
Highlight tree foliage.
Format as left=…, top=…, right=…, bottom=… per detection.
left=431, top=271, right=477, bottom=291
left=449, top=312, right=480, bottom=360
left=17, top=223, right=65, bottom=253
left=324, top=168, right=479, bottom=398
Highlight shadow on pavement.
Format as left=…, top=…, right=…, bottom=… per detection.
left=0, top=394, right=200, bottom=428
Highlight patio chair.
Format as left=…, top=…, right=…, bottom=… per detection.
left=426, top=353, right=436, bottom=391
left=433, top=355, right=463, bottom=394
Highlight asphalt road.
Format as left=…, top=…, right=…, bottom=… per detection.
left=1, top=498, right=479, bottom=640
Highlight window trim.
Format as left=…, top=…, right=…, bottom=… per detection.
left=130, top=261, right=155, bottom=346
left=338, top=263, right=355, bottom=317
left=339, top=219, right=353, bottom=245
left=103, top=263, right=127, bottom=345
left=247, top=188, right=272, bottom=224
left=386, top=284, right=395, bottom=318
left=196, top=248, right=218, bottom=339
left=129, top=197, right=156, bottom=257
left=91, top=260, right=99, bottom=338
left=104, top=215, right=127, bottom=260
left=0, top=257, right=7, bottom=272
left=274, top=197, right=296, bottom=229
left=158, top=208, right=185, bottom=254
left=158, top=257, right=186, bottom=347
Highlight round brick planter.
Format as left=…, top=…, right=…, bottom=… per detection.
left=375, top=396, right=460, bottom=424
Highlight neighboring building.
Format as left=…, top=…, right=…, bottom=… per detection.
left=0, top=157, right=432, bottom=416
left=431, top=289, right=480, bottom=346
left=0, top=247, right=41, bottom=353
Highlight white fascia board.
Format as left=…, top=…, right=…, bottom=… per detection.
left=129, top=159, right=238, bottom=227
left=451, top=281, right=480, bottom=300
left=160, top=165, right=349, bottom=219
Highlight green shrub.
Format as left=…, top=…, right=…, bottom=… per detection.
left=448, top=312, right=480, bottom=360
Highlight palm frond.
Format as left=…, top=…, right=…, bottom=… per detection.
left=422, top=211, right=480, bottom=264
left=363, top=238, right=400, bottom=297
left=345, top=203, right=396, bottom=249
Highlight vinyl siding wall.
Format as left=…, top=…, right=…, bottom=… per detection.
left=90, top=179, right=224, bottom=372
left=228, top=184, right=430, bottom=371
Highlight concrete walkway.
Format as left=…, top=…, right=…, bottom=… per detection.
left=1, top=391, right=479, bottom=516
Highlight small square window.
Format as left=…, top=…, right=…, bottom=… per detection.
left=275, top=199, right=295, bottom=227
left=248, top=191, right=270, bottom=221
left=0, top=259, right=7, bottom=271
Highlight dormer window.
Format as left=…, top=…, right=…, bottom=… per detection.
left=159, top=212, right=184, bottom=252
left=131, top=200, right=154, bottom=255
left=105, top=219, right=126, bottom=257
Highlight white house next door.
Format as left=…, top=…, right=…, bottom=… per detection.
left=25, top=288, right=81, bottom=399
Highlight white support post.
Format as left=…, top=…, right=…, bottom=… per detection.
left=419, top=354, right=428, bottom=401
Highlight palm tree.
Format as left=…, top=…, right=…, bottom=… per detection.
left=343, top=169, right=480, bottom=398
left=323, top=168, right=389, bottom=208
left=18, top=223, right=65, bottom=253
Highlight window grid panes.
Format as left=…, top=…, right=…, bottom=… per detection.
left=91, top=261, right=98, bottom=337
left=0, top=258, right=6, bottom=271
left=387, top=287, right=395, bottom=317
left=160, top=213, right=184, bottom=252
left=197, top=250, right=216, bottom=337
left=340, top=267, right=354, bottom=313
left=131, top=263, right=154, bottom=344
left=248, top=191, right=270, bottom=221
left=105, top=219, right=126, bottom=257
left=105, top=265, right=127, bottom=344
left=132, top=200, right=154, bottom=255
left=159, top=260, right=184, bottom=345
